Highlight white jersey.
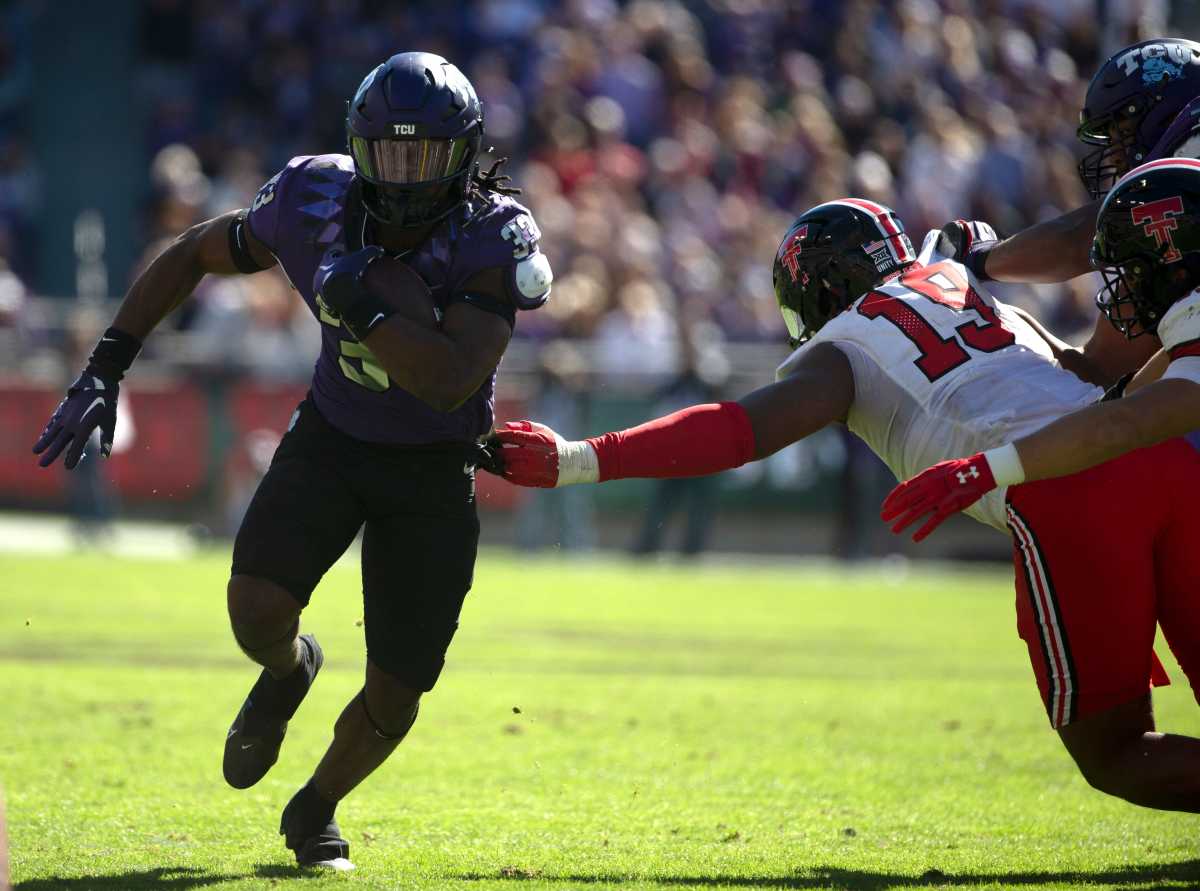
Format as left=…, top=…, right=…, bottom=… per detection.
left=778, top=228, right=1103, bottom=530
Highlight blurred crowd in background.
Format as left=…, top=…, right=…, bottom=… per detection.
left=0, top=0, right=1183, bottom=554
left=0, top=0, right=1178, bottom=377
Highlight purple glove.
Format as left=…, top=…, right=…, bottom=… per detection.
left=313, top=245, right=391, bottom=340
left=33, top=327, right=140, bottom=470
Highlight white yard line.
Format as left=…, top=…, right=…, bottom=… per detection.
left=0, top=512, right=197, bottom=560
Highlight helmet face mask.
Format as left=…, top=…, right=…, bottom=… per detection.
left=1094, top=253, right=1156, bottom=338
left=1076, top=39, right=1200, bottom=200
left=1077, top=107, right=1145, bottom=200
left=773, top=200, right=915, bottom=348
left=346, top=53, right=484, bottom=228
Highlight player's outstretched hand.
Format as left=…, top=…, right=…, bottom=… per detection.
left=487, top=420, right=567, bottom=487
left=32, top=369, right=120, bottom=470
left=487, top=420, right=601, bottom=488
left=881, top=453, right=998, bottom=542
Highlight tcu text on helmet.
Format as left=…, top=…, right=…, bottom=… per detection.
left=1116, top=42, right=1199, bottom=77
left=392, top=124, right=417, bottom=136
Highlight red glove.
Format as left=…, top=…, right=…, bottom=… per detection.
left=881, top=452, right=997, bottom=542
left=488, top=420, right=598, bottom=488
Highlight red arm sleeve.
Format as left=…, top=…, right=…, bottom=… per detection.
left=585, top=401, right=757, bottom=482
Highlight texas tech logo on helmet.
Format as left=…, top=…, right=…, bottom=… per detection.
left=779, top=225, right=808, bottom=283
left=1132, top=196, right=1185, bottom=262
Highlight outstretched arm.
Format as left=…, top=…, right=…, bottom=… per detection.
left=1004, top=377, right=1200, bottom=481
left=945, top=213, right=1157, bottom=388
left=490, top=343, right=854, bottom=486
left=882, top=375, right=1200, bottom=540
left=33, top=211, right=275, bottom=468
left=979, top=202, right=1099, bottom=284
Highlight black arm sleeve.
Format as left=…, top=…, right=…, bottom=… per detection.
left=227, top=214, right=272, bottom=274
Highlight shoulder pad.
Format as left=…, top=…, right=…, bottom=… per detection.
left=1159, top=288, right=1200, bottom=353
left=452, top=194, right=553, bottom=310
left=508, top=252, right=553, bottom=310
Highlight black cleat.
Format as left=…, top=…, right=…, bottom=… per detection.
left=223, top=634, right=323, bottom=790
left=280, top=782, right=353, bottom=871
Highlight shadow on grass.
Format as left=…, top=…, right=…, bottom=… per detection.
left=252, top=863, right=338, bottom=879
left=16, top=863, right=336, bottom=889
left=16, top=866, right=240, bottom=889
left=458, top=859, right=1200, bottom=888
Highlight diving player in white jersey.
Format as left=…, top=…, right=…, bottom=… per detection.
left=884, top=159, right=1200, bottom=816
left=485, top=197, right=1200, bottom=814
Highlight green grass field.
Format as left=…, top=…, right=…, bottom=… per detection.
left=0, top=548, right=1196, bottom=890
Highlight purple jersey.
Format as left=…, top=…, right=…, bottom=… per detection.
left=1148, top=95, right=1200, bottom=162
left=246, top=154, right=550, bottom=444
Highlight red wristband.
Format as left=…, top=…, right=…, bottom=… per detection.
left=585, top=402, right=756, bottom=482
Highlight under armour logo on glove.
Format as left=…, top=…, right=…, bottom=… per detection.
left=955, top=465, right=981, bottom=485
left=881, top=452, right=998, bottom=542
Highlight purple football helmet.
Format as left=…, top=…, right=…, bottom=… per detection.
left=1077, top=38, right=1200, bottom=199
left=347, top=52, right=484, bottom=228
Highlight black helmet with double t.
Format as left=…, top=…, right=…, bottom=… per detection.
left=346, top=52, right=484, bottom=228
left=773, top=199, right=916, bottom=347
left=1092, top=158, right=1200, bottom=337
left=1077, top=38, right=1200, bottom=200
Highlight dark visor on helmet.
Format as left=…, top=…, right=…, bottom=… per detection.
left=349, top=136, right=472, bottom=185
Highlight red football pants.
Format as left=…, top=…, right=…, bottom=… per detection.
left=1005, top=437, right=1200, bottom=727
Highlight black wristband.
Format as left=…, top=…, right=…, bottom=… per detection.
left=87, top=327, right=142, bottom=381
left=963, top=246, right=994, bottom=283
left=228, top=214, right=272, bottom=274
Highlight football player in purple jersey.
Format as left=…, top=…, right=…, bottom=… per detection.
left=33, top=52, right=552, bottom=870
left=943, top=38, right=1200, bottom=389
